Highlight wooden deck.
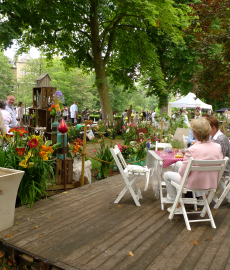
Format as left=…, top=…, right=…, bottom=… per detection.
left=1, top=175, right=230, bottom=270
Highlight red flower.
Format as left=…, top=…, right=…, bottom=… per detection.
left=28, top=138, right=38, bottom=148
left=73, top=138, right=83, bottom=146
left=15, top=147, right=26, bottom=157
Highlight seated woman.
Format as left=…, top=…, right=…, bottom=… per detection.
left=163, top=117, right=223, bottom=214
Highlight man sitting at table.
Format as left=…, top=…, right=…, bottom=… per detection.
left=163, top=117, right=223, bottom=214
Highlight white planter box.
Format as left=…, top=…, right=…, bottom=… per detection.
left=0, top=167, right=24, bottom=232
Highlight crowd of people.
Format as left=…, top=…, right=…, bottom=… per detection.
left=121, top=109, right=157, bottom=124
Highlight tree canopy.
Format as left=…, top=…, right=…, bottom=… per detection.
left=0, top=0, right=191, bottom=120
left=187, top=0, right=230, bottom=108
left=0, top=50, right=15, bottom=97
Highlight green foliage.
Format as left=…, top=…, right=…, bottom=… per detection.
left=0, top=50, right=16, bottom=97
left=170, top=138, right=185, bottom=149
left=95, top=139, right=114, bottom=179
left=67, top=126, right=81, bottom=142
left=0, top=0, right=191, bottom=119
left=188, top=0, right=230, bottom=108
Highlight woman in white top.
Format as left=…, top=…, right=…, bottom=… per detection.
left=0, top=99, right=12, bottom=133
left=16, top=101, right=23, bottom=122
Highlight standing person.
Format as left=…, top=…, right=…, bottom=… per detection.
left=5, top=95, right=16, bottom=128
left=0, top=99, right=11, bottom=133
left=152, top=110, right=156, bottom=123
left=16, top=101, right=23, bottom=123
left=99, top=109, right=102, bottom=120
left=142, top=109, right=146, bottom=121
left=70, top=101, right=78, bottom=124
left=133, top=111, right=139, bottom=124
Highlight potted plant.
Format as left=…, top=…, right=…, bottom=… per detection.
left=0, top=167, right=25, bottom=232
left=170, top=138, right=185, bottom=154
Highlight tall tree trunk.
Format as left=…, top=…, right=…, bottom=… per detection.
left=90, top=0, right=113, bottom=121
left=95, top=63, right=113, bottom=121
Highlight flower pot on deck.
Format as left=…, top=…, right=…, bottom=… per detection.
left=0, top=167, right=24, bottom=232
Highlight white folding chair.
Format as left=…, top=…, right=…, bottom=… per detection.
left=110, top=145, right=150, bottom=206
left=155, top=141, right=172, bottom=151
left=168, top=157, right=228, bottom=230
left=213, top=176, right=230, bottom=209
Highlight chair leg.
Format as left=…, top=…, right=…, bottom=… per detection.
left=159, top=181, right=164, bottom=210
left=144, top=171, right=150, bottom=191
left=193, top=191, right=197, bottom=211
left=213, top=182, right=230, bottom=209
left=114, top=186, right=129, bottom=204
left=202, top=191, right=216, bottom=229
left=180, top=198, right=191, bottom=231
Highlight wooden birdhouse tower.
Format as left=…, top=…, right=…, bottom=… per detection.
left=36, top=73, right=51, bottom=87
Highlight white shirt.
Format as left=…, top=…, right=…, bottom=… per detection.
left=70, top=104, right=78, bottom=118
left=212, top=129, right=223, bottom=140
left=1, top=109, right=12, bottom=133
left=152, top=112, right=156, bottom=118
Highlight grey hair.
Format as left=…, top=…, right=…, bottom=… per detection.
left=0, top=99, right=6, bottom=109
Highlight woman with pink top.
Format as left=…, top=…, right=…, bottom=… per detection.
left=0, top=99, right=12, bottom=133
left=164, top=117, right=223, bottom=214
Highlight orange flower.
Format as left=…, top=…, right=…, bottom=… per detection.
left=72, top=144, right=81, bottom=153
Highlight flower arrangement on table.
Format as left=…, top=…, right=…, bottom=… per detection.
left=0, top=128, right=61, bottom=208
left=48, top=91, right=65, bottom=117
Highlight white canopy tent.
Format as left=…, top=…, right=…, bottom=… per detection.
left=168, top=92, right=212, bottom=117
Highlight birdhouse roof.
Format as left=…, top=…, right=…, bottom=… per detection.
left=36, top=73, right=51, bottom=81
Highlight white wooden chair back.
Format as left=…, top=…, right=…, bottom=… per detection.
left=155, top=141, right=172, bottom=151
left=112, top=145, right=127, bottom=171
left=169, top=157, right=229, bottom=230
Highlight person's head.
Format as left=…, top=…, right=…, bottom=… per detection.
left=7, top=95, right=15, bottom=106
left=18, top=101, right=22, bottom=107
left=202, top=113, right=211, bottom=120
left=0, top=99, right=6, bottom=109
left=74, top=101, right=77, bottom=105
left=207, top=116, right=219, bottom=137
left=190, top=117, right=211, bottom=142
left=136, top=111, right=138, bottom=114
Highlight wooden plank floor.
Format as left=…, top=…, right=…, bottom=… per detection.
left=1, top=175, right=230, bottom=270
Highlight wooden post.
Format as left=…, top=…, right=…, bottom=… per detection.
left=81, top=120, right=92, bottom=186
left=160, top=119, right=164, bottom=142
left=63, top=134, right=66, bottom=191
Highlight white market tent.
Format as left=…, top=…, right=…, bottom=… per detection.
left=168, top=92, right=212, bottom=117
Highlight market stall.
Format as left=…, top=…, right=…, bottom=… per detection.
left=168, top=92, right=212, bottom=117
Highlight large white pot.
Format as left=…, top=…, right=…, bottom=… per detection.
left=0, top=167, right=24, bottom=232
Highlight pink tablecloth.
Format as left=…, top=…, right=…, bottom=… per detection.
left=154, top=150, right=184, bottom=168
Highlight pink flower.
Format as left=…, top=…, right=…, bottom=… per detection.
left=117, top=145, right=122, bottom=152
left=123, top=126, right=126, bottom=130
left=93, top=150, right=96, bottom=152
